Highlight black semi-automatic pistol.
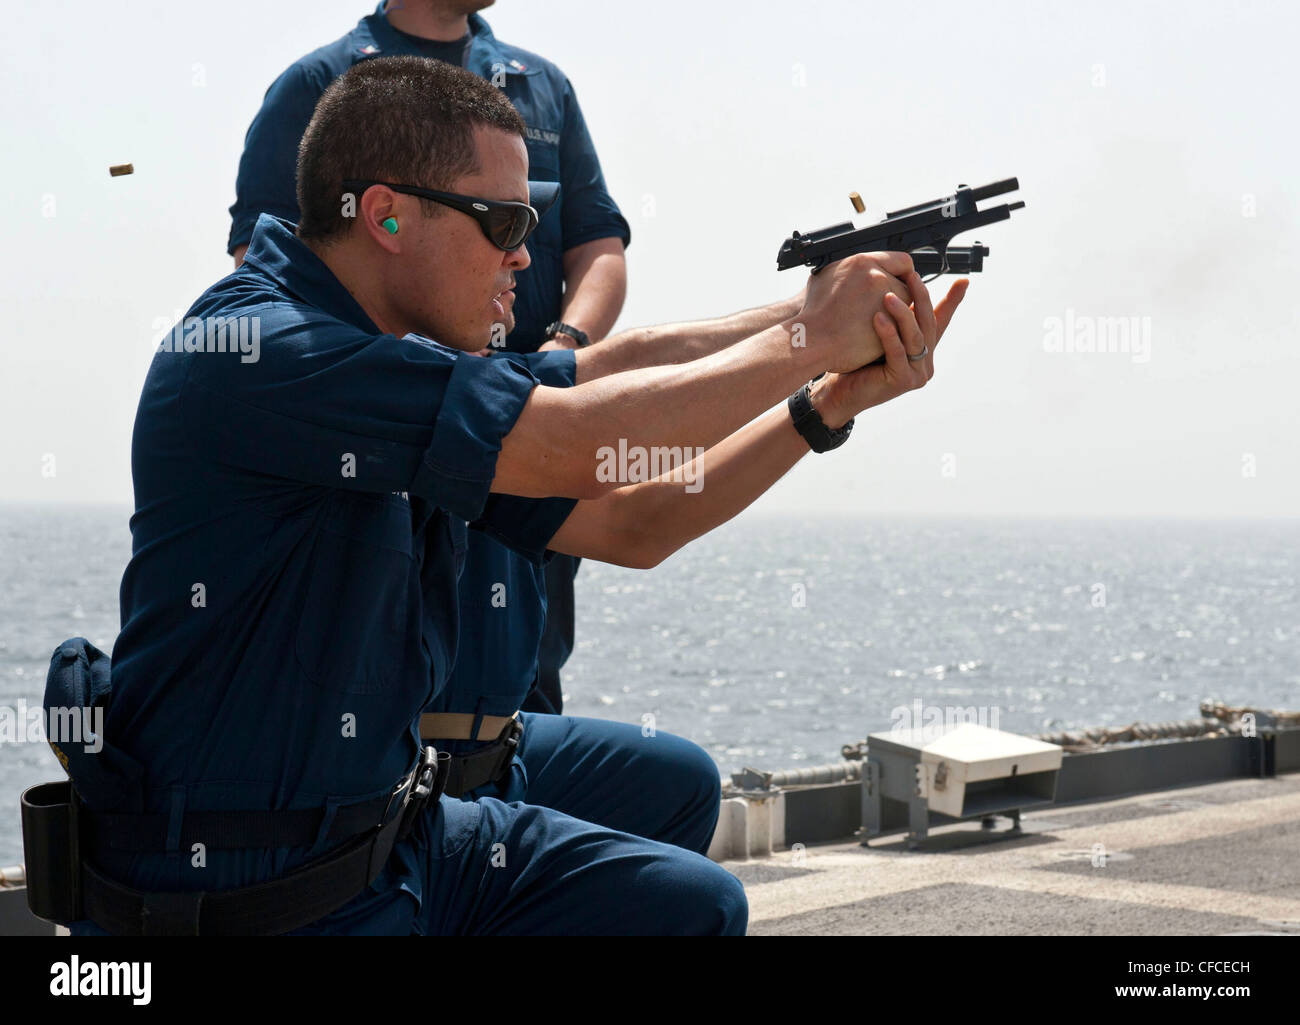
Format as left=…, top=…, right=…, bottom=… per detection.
left=776, top=178, right=1024, bottom=278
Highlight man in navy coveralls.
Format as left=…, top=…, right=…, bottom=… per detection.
left=71, top=57, right=965, bottom=934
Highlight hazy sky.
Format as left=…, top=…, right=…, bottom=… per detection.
left=2, top=0, right=1296, bottom=517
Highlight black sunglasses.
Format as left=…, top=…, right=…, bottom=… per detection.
left=342, top=179, right=539, bottom=251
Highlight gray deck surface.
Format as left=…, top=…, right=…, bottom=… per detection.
left=724, top=775, right=1300, bottom=936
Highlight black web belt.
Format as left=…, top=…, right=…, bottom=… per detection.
left=74, top=746, right=449, bottom=935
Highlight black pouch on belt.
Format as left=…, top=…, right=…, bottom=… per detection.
left=22, top=637, right=133, bottom=925
left=444, top=718, right=523, bottom=798
left=20, top=779, right=83, bottom=923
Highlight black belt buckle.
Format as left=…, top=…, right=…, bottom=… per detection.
left=397, top=745, right=448, bottom=840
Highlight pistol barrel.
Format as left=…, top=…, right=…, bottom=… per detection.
left=912, top=245, right=988, bottom=275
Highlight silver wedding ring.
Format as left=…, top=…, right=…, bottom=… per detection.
left=906, top=344, right=929, bottom=362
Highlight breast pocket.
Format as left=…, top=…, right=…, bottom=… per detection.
left=525, top=132, right=562, bottom=251
left=525, top=126, right=561, bottom=180
left=295, top=492, right=419, bottom=694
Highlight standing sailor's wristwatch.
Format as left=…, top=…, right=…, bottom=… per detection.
left=787, top=381, right=854, bottom=452
left=544, top=321, right=590, bottom=348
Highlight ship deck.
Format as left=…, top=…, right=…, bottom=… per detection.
left=724, top=774, right=1300, bottom=935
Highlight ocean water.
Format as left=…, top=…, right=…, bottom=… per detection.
left=1, top=504, right=1296, bottom=867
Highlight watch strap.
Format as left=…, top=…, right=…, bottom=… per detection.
left=787, top=382, right=853, bottom=453
left=546, top=321, right=590, bottom=348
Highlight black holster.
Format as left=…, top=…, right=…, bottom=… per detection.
left=19, top=780, right=82, bottom=924
left=440, top=717, right=523, bottom=798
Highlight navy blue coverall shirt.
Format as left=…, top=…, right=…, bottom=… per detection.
left=68, top=214, right=578, bottom=934
left=228, top=5, right=630, bottom=715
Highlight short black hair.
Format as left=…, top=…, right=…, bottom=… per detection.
left=296, top=56, right=526, bottom=243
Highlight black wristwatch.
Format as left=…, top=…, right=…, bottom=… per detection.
left=544, top=321, right=590, bottom=348
left=787, top=382, right=854, bottom=453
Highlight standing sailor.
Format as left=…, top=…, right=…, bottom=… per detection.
left=228, top=1, right=629, bottom=716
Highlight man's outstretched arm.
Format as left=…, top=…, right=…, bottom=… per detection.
left=569, top=291, right=805, bottom=383
left=547, top=276, right=967, bottom=566
left=492, top=252, right=918, bottom=501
